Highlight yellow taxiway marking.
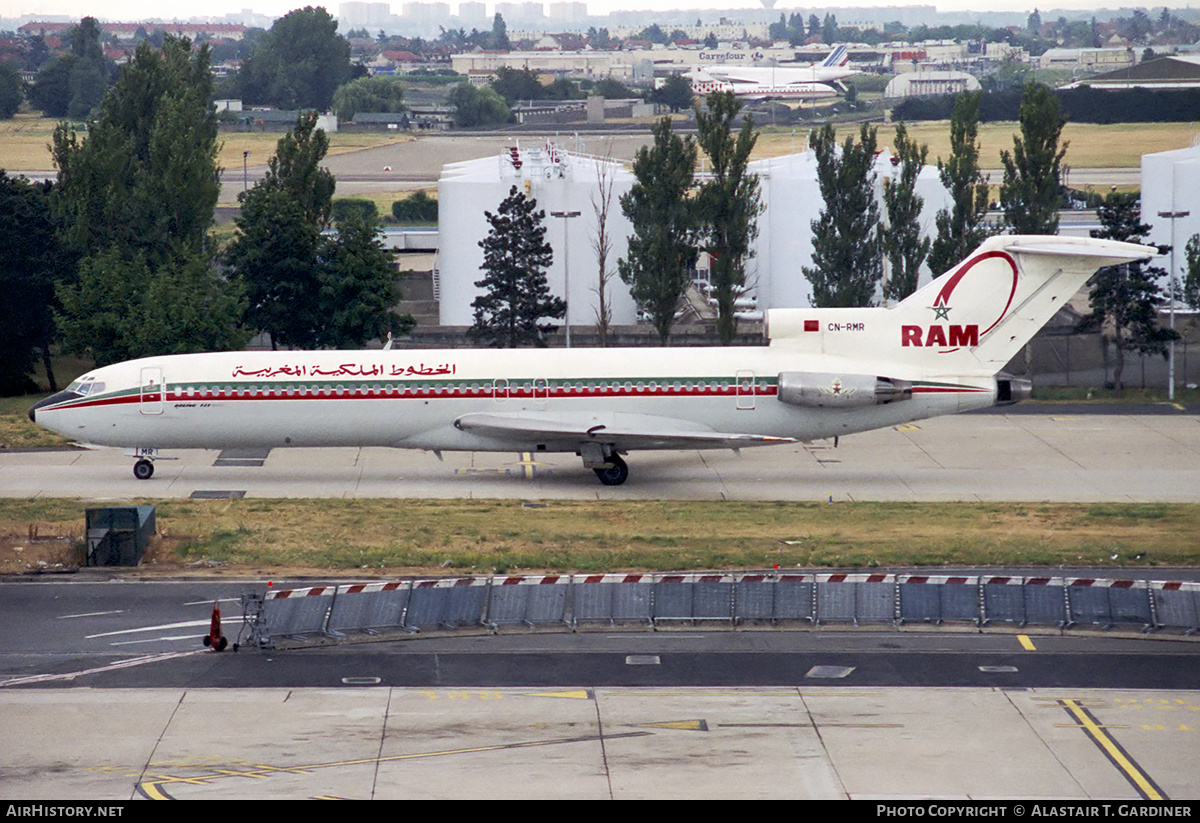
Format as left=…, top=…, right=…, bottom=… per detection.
left=636, top=719, right=708, bottom=731
left=526, top=689, right=592, bottom=700
left=894, top=423, right=920, bottom=431
left=1058, top=698, right=1166, bottom=800
left=1018, top=634, right=1037, bottom=651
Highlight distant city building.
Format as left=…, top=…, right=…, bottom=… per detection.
left=547, top=2, right=588, bottom=23
left=457, top=1, right=488, bottom=26
left=495, top=2, right=546, bottom=26
left=18, top=20, right=248, bottom=40
left=339, top=2, right=392, bottom=30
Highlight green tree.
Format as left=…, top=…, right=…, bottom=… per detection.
left=227, top=113, right=335, bottom=349
left=331, top=198, right=378, bottom=226
left=652, top=74, right=694, bottom=113
left=491, top=66, right=547, bottom=103
left=491, top=13, right=511, bottom=50
left=320, top=212, right=412, bottom=347
left=618, top=117, right=699, bottom=344
left=469, top=186, right=565, bottom=347
left=1077, top=192, right=1176, bottom=394
left=0, top=174, right=59, bottom=393
left=1000, top=83, right=1068, bottom=235
left=28, top=17, right=114, bottom=118
left=882, top=124, right=931, bottom=302
left=694, top=91, right=762, bottom=343
left=392, top=190, right=438, bottom=223
left=448, top=82, right=513, bottom=127
left=0, top=62, right=24, bottom=119
left=237, top=6, right=351, bottom=111
left=803, top=123, right=884, bottom=307
left=928, top=91, right=994, bottom=277
left=57, top=247, right=245, bottom=367
left=332, top=75, right=405, bottom=121
left=1184, top=234, right=1200, bottom=313
left=51, top=36, right=242, bottom=366
left=51, top=36, right=220, bottom=266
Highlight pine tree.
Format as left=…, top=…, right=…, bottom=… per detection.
left=1077, top=192, right=1176, bottom=394
left=618, top=117, right=698, bottom=344
left=803, top=123, right=883, bottom=307
left=928, top=91, right=993, bottom=277
left=469, top=186, right=565, bottom=347
left=882, top=124, right=930, bottom=302
left=1000, top=83, right=1068, bottom=236
left=695, top=91, right=762, bottom=343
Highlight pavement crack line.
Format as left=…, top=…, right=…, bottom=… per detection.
left=133, top=690, right=188, bottom=801
left=592, top=689, right=615, bottom=800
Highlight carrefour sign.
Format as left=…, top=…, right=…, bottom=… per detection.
left=699, top=50, right=765, bottom=62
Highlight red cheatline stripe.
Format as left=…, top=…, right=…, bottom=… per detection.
left=44, top=383, right=786, bottom=412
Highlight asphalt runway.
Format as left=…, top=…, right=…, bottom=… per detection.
left=5, top=407, right=1199, bottom=501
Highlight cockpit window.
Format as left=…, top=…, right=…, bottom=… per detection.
left=65, top=378, right=105, bottom=397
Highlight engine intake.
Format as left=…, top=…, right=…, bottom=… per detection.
left=777, top=372, right=913, bottom=409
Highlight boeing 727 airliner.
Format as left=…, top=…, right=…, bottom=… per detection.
left=29, top=236, right=1151, bottom=485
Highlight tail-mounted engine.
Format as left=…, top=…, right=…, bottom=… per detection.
left=777, top=372, right=912, bottom=409
left=995, top=374, right=1032, bottom=406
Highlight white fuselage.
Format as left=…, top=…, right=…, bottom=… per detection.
left=688, top=63, right=856, bottom=101
left=36, top=345, right=993, bottom=454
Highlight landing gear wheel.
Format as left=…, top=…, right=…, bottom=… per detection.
left=593, top=453, right=629, bottom=486
left=133, top=459, right=154, bottom=480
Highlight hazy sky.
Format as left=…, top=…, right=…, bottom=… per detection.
left=0, top=0, right=1159, bottom=25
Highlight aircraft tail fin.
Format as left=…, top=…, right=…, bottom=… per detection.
left=821, top=45, right=849, bottom=67
left=767, top=235, right=1154, bottom=374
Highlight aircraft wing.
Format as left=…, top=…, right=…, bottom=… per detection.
left=453, top=411, right=795, bottom=451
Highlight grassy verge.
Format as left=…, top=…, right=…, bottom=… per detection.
left=3, top=498, right=1198, bottom=577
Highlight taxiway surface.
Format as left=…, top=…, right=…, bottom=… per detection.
left=4, top=408, right=1198, bottom=501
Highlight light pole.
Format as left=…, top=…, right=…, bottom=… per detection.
left=243, top=151, right=250, bottom=192
left=550, top=209, right=581, bottom=347
left=1158, top=206, right=1189, bottom=401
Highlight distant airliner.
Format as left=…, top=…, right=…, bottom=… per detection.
left=688, top=45, right=858, bottom=101
left=30, top=236, right=1150, bottom=486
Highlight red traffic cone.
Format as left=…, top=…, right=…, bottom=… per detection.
left=202, top=600, right=228, bottom=651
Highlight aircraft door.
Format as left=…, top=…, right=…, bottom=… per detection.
left=736, top=370, right=756, bottom=410
left=140, top=367, right=164, bottom=415
left=533, top=377, right=549, bottom=406
left=492, top=378, right=509, bottom=404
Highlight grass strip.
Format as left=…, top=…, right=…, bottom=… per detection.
left=2, top=498, right=1197, bottom=577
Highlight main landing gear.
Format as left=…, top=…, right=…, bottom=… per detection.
left=593, top=452, right=629, bottom=486
left=133, top=459, right=154, bottom=480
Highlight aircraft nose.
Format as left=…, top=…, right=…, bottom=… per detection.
left=28, top=390, right=80, bottom=424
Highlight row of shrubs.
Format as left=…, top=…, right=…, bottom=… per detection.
left=332, top=190, right=438, bottom=226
